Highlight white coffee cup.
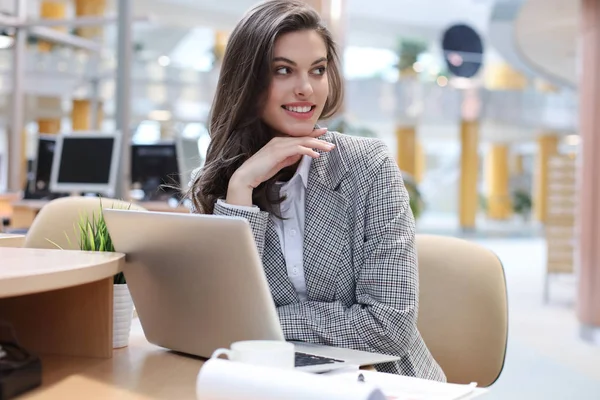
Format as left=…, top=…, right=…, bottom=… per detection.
left=210, top=340, right=295, bottom=370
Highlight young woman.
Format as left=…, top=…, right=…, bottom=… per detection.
left=189, top=0, right=445, bottom=381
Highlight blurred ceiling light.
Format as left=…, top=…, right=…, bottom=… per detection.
left=451, top=77, right=476, bottom=89
left=0, top=33, right=14, bottom=49
left=429, top=65, right=441, bottom=76
left=148, top=109, right=172, bottom=121
left=437, top=76, right=448, bottom=87
left=565, top=134, right=580, bottom=146
left=448, top=52, right=464, bottom=67
left=158, top=55, right=171, bottom=67
left=412, top=62, right=423, bottom=72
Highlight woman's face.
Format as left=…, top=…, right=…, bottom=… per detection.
left=261, top=29, right=329, bottom=137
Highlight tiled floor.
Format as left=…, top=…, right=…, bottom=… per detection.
left=464, top=238, right=600, bottom=399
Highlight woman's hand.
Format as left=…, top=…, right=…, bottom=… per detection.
left=226, top=128, right=333, bottom=207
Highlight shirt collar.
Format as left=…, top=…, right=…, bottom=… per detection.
left=297, top=154, right=312, bottom=188
left=279, top=154, right=312, bottom=190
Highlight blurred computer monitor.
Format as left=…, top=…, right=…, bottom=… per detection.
left=131, top=142, right=181, bottom=201
left=176, top=136, right=203, bottom=191
left=49, top=132, right=120, bottom=197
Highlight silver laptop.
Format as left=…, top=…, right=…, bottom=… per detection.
left=103, top=209, right=400, bottom=373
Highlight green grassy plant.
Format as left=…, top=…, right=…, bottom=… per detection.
left=47, top=199, right=130, bottom=284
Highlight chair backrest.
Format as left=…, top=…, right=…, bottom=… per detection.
left=24, top=197, right=146, bottom=250
left=416, top=234, right=508, bottom=387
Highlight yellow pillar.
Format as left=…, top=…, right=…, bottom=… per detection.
left=72, top=99, right=91, bottom=131
left=459, top=120, right=479, bottom=229
left=415, top=140, right=425, bottom=183
left=513, top=153, right=524, bottom=175
left=533, top=134, right=559, bottom=222
left=39, top=1, right=67, bottom=52
left=535, top=78, right=558, bottom=93
left=395, top=126, right=416, bottom=177
left=485, top=144, right=512, bottom=220
left=484, top=62, right=529, bottom=90
left=74, top=0, right=107, bottom=39
left=37, top=118, right=61, bottom=134
left=214, top=31, right=229, bottom=63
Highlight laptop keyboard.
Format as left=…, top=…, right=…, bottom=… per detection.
left=294, top=352, right=344, bottom=367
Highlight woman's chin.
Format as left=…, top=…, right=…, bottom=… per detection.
left=279, top=122, right=319, bottom=137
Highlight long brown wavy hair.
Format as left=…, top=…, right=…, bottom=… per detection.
left=189, top=0, right=343, bottom=214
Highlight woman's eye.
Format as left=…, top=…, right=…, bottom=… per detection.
left=275, top=66, right=291, bottom=75
left=313, top=66, right=327, bottom=75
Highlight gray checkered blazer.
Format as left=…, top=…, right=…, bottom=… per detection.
left=207, top=131, right=445, bottom=381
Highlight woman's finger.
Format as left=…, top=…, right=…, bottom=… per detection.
left=309, top=127, right=328, bottom=138
left=298, top=137, right=335, bottom=152
left=276, top=144, right=321, bottom=160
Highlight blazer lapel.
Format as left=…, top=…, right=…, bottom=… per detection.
left=303, top=132, right=351, bottom=302
left=262, top=218, right=299, bottom=306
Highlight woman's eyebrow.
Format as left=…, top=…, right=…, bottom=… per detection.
left=272, top=56, right=327, bottom=66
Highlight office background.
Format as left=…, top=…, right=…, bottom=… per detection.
left=0, top=1, right=598, bottom=398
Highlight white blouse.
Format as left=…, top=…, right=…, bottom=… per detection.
left=216, top=154, right=312, bottom=301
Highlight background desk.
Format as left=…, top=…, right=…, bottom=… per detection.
left=0, top=192, right=19, bottom=222
left=9, top=199, right=190, bottom=229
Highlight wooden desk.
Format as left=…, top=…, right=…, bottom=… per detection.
left=0, top=192, right=19, bottom=220
left=0, top=247, right=124, bottom=359
left=1, top=247, right=202, bottom=399
left=9, top=199, right=190, bottom=229
left=20, top=319, right=204, bottom=399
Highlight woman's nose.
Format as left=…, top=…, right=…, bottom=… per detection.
left=294, top=75, right=314, bottom=97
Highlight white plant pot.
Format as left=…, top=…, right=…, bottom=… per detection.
left=113, top=283, right=134, bottom=349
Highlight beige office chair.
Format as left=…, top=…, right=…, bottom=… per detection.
left=24, top=196, right=146, bottom=250
left=416, top=234, right=508, bottom=387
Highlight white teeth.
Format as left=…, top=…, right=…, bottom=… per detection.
left=284, top=105, right=312, bottom=113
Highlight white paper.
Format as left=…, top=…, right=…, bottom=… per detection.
left=196, top=359, right=386, bottom=400
left=325, top=370, right=488, bottom=400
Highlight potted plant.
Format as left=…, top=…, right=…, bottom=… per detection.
left=512, top=189, right=532, bottom=222
left=401, top=172, right=425, bottom=220
left=79, top=203, right=134, bottom=348
left=397, top=38, right=428, bottom=77
left=50, top=201, right=135, bottom=348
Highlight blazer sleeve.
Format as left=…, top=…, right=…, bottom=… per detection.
left=213, top=200, right=270, bottom=260
left=276, top=152, right=420, bottom=359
